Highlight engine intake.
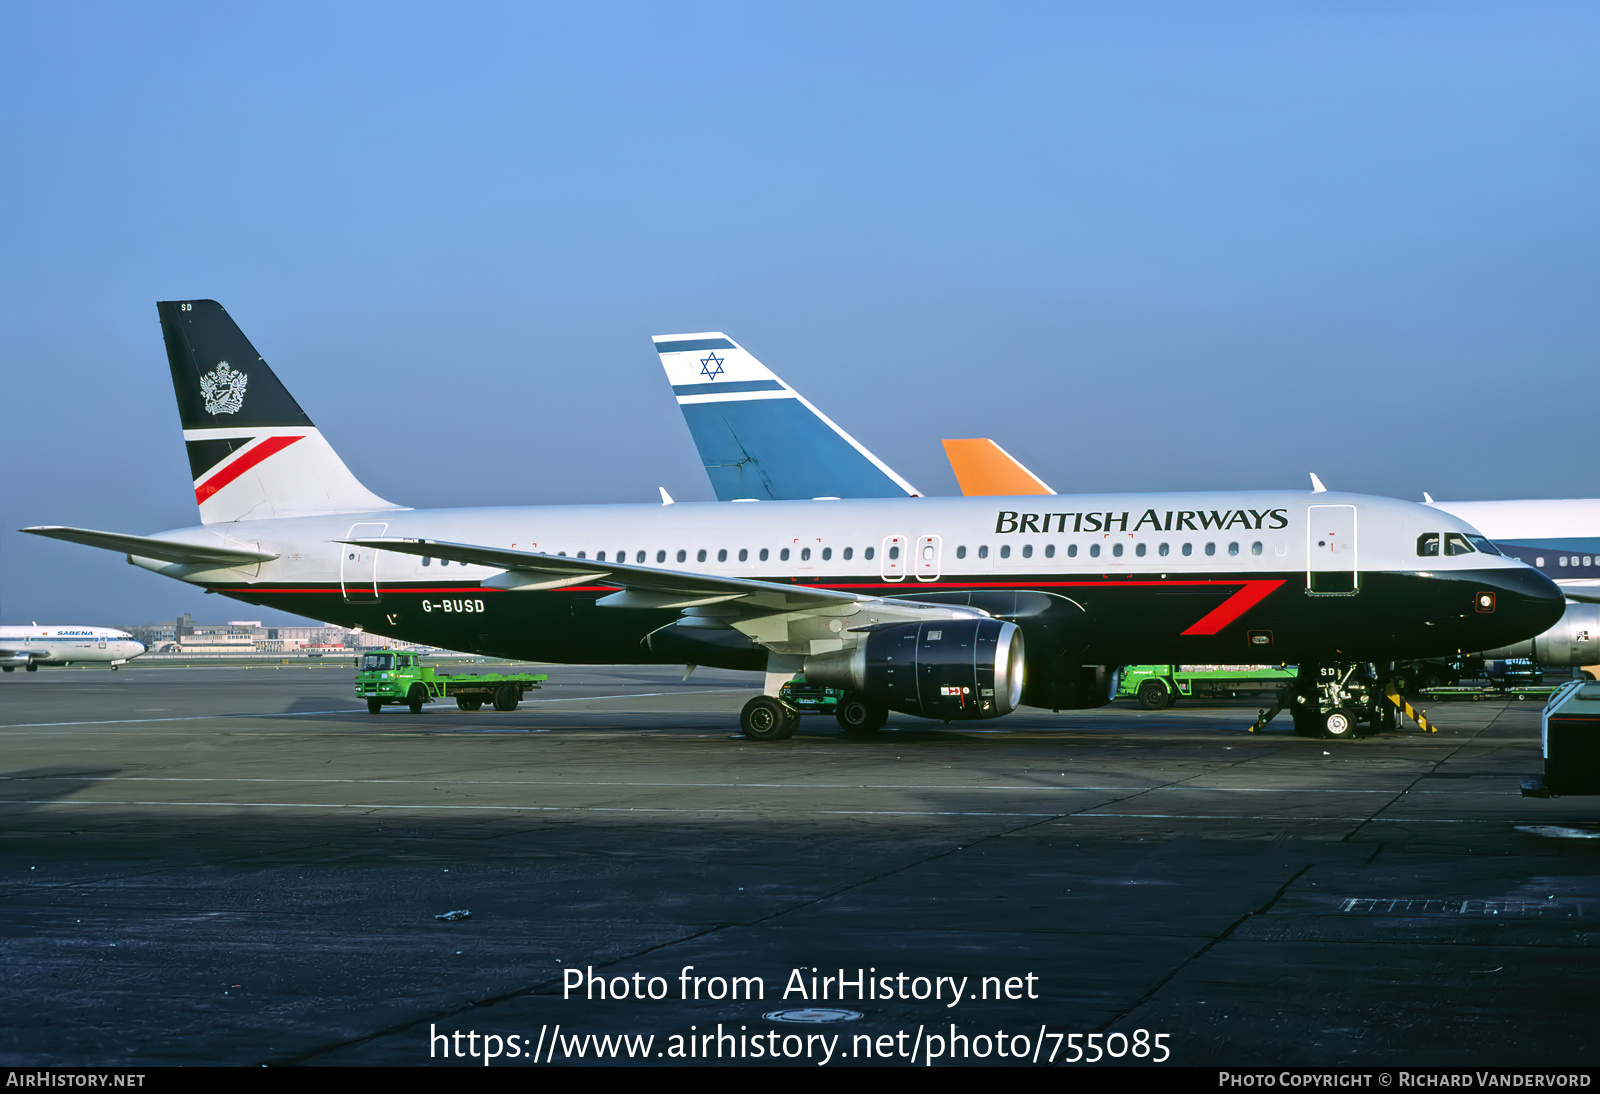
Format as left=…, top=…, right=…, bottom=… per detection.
left=804, top=618, right=1024, bottom=720
left=1478, top=602, right=1600, bottom=666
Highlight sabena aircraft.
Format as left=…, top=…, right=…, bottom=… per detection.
left=0, top=626, right=145, bottom=671
left=24, top=302, right=1562, bottom=740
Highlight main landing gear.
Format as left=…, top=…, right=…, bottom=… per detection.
left=1286, top=663, right=1398, bottom=740
left=739, top=695, right=800, bottom=741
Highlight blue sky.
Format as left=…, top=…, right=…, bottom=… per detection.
left=2, top=2, right=1597, bottom=624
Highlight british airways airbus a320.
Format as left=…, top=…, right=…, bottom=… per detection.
left=23, top=301, right=1562, bottom=740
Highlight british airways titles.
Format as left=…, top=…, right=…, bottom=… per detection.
left=994, top=508, right=1292, bottom=535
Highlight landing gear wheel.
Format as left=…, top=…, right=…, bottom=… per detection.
left=492, top=684, right=519, bottom=712
left=2, top=666, right=12, bottom=673
left=1137, top=680, right=1173, bottom=710
left=740, top=696, right=797, bottom=741
left=457, top=696, right=483, bottom=711
left=367, top=699, right=382, bottom=715
left=406, top=684, right=427, bottom=714
left=1321, top=707, right=1360, bottom=740
left=25, top=663, right=37, bottom=672
left=835, top=695, right=888, bottom=736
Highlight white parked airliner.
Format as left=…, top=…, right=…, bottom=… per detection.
left=0, top=626, right=145, bottom=671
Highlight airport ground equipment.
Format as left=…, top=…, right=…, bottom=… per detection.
left=1521, top=679, right=1600, bottom=797
left=1119, top=664, right=1298, bottom=710
left=355, top=650, right=545, bottom=714
left=769, top=675, right=890, bottom=737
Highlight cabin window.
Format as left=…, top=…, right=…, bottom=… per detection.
left=739, top=548, right=748, bottom=561
left=716, top=549, right=727, bottom=562
left=656, top=550, right=666, bottom=563
left=1135, top=543, right=1146, bottom=557
left=998, top=545, right=1010, bottom=559
left=636, top=551, right=646, bottom=563
left=1182, top=543, right=1193, bottom=556
left=760, top=548, right=769, bottom=561
left=677, top=549, right=687, bottom=563
left=1252, top=541, right=1263, bottom=555
left=1045, top=544, right=1055, bottom=558
left=577, top=551, right=587, bottom=559
left=978, top=546, right=989, bottom=559
left=1560, top=556, right=1569, bottom=567
left=801, top=547, right=811, bottom=561
left=1022, top=544, right=1033, bottom=558
left=843, top=547, right=853, bottom=560
left=865, top=546, right=875, bottom=560
left=1205, top=542, right=1216, bottom=556
left=422, top=557, right=431, bottom=567
left=821, top=547, right=832, bottom=560
left=596, top=551, right=606, bottom=562
left=440, top=558, right=450, bottom=566
left=1089, top=544, right=1101, bottom=558
left=889, top=546, right=900, bottom=560
left=1228, top=542, right=1239, bottom=556
left=956, top=546, right=967, bottom=559
left=1112, top=543, right=1123, bottom=557
left=1536, top=556, right=1545, bottom=567
left=1158, top=543, right=1169, bottom=557
left=1067, top=544, right=1077, bottom=558
left=1417, top=533, right=1440, bottom=557
left=780, top=548, right=790, bottom=561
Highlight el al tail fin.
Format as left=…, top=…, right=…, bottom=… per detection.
left=158, top=300, right=399, bottom=523
left=653, top=332, right=919, bottom=500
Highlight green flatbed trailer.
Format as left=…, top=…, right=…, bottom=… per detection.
left=1119, top=664, right=1298, bottom=710
left=355, top=650, right=546, bottom=714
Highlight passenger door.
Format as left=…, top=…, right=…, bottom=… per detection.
left=342, top=522, right=388, bottom=603
left=1306, top=505, right=1357, bottom=594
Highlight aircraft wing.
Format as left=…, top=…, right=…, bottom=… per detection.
left=341, top=537, right=869, bottom=612
left=21, top=526, right=281, bottom=566
left=1557, top=580, right=1600, bottom=605
left=342, top=536, right=987, bottom=657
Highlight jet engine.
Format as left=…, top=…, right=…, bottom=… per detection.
left=1478, top=602, right=1600, bottom=666
left=803, top=617, right=1024, bottom=720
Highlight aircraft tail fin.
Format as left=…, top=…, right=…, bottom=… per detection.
left=653, top=332, right=919, bottom=501
left=941, top=439, right=1056, bottom=496
left=157, top=300, right=400, bottom=523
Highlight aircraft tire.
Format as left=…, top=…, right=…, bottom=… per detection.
left=25, top=663, right=37, bottom=672
left=492, top=685, right=519, bottom=712
left=1321, top=707, right=1360, bottom=740
left=835, top=695, right=887, bottom=736
left=407, top=685, right=427, bottom=714
left=2, top=666, right=12, bottom=673
left=1137, top=680, right=1173, bottom=710
left=367, top=699, right=382, bottom=715
left=457, top=696, right=483, bottom=711
left=741, top=696, right=796, bottom=741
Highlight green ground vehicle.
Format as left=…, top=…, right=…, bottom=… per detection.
left=355, top=650, right=546, bottom=714
left=1118, top=664, right=1298, bottom=710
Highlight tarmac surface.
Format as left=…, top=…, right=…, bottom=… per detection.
left=1, top=662, right=1597, bottom=1068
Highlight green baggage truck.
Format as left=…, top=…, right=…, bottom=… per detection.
left=355, top=650, right=546, bottom=714
left=1119, top=664, right=1297, bottom=710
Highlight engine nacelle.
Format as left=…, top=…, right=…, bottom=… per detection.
left=804, top=618, right=1025, bottom=720
left=1478, top=602, right=1600, bottom=666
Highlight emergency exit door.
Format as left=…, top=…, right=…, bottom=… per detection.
left=1306, top=505, right=1357, bottom=594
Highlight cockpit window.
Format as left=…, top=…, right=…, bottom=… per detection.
left=1443, top=533, right=1475, bottom=556
left=1465, top=535, right=1501, bottom=556
left=1417, top=533, right=1440, bottom=557
left=361, top=654, right=394, bottom=671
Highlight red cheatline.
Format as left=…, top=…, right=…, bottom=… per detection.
left=194, top=435, right=304, bottom=504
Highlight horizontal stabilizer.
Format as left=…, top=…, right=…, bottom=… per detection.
left=21, top=526, right=279, bottom=566
left=942, top=439, right=1056, bottom=497
left=653, top=332, right=919, bottom=501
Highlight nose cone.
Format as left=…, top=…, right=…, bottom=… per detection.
left=127, top=642, right=146, bottom=658
left=1470, top=565, right=1566, bottom=650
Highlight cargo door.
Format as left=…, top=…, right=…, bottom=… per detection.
left=1306, top=505, right=1357, bottom=594
left=915, top=534, right=942, bottom=582
left=342, top=521, right=388, bottom=603
left=880, top=535, right=907, bottom=582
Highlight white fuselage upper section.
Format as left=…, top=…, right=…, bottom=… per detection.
left=130, top=489, right=1526, bottom=589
